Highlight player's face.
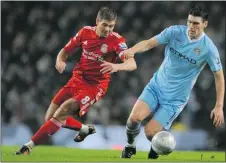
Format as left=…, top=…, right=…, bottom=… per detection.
left=187, top=15, right=208, bottom=39
left=96, top=19, right=116, bottom=37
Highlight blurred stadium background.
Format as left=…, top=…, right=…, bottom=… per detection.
left=1, top=1, right=225, bottom=151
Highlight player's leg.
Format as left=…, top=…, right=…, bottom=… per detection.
left=45, top=102, right=59, bottom=121
left=54, top=97, right=96, bottom=142
left=15, top=87, right=68, bottom=155
left=51, top=87, right=85, bottom=131
left=45, top=102, right=84, bottom=131
left=121, top=84, right=159, bottom=158
left=126, top=100, right=151, bottom=146
left=72, top=87, right=106, bottom=142
left=145, top=104, right=181, bottom=159
left=15, top=98, right=80, bottom=155
left=121, top=100, right=151, bottom=158
left=145, top=119, right=164, bottom=159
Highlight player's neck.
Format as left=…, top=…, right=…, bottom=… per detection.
left=188, top=32, right=204, bottom=41
left=95, top=27, right=103, bottom=38
left=96, top=29, right=101, bottom=37
left=95, top=27, right=108, bottom=39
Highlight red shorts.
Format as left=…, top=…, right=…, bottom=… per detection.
left=52, top=74, right=107, bottom=117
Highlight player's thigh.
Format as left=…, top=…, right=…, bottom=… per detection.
left=129, top=100, right=152, bottom=123
left=46, top=87, right=72, bottom=121
left=53, top=98, right=80, bottom=121
left=52, top=87, right=73, bottom=106
left=130, top=83, right=159, bottom=122
left=145, top=104, right=181, bottom=138
left=154, top=104, right=182, bottom=130
left=45, top=102, right=60, bottom=121
left=74, top=87, right=106, bottom=117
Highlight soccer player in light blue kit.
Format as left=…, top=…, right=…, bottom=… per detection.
left=120, top=6, right=225, bottom=159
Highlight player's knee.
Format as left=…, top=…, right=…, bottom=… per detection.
left=55, top=98, right=79, bottom=117
left=45, top=103, right=60, bottom=122
left=45, top=114, right=51, bottom=122
left=53, top=107, right=69, bottom=124
left=129, top=113, right=142, bottom=125
left=126, top=118, right=141, bottom=130
left=45, top=109, right=54, bottom=122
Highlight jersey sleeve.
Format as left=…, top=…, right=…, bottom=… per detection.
left=63, top=28, right=84, bottom=54
left=154, top=26, right=175, bottom=45
left=114, top=36, right=128, bottom=62
left=206, top=45, right=222, bottom=72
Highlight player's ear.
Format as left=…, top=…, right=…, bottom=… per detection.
left=204, top=21, right=208, bottom=28
left=96, top=18, right=100, bottom=25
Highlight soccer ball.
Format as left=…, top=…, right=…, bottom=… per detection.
left=151, top=131, right=176, bottom=155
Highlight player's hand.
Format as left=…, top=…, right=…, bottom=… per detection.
left=100, top=61, right=120, bottom=74
left=55, top=61, right=66, bottom=74
left=210, top=106, right=224, bottom=128
left=121, top=48, right=136, bottom=60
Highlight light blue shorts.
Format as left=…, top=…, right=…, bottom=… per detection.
left=138, top=83, right=185, bottom=130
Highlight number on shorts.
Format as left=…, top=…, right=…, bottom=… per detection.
left=81, top=96, right=90, bottom=105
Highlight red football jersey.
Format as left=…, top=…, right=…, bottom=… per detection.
left=63, top=26, right=128, bottom=89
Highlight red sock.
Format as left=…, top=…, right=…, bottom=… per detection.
left=31, top=118, right=62, bottom=145
left=63, top=116, right=82, bottom=131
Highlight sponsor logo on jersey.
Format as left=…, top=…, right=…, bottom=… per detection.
left=82, top=49, right=106, bottom=62
left=100, top=44, right=108, bottom=53
left=119, top=43, right=128, bottom=50
left=169, top=47, right=197, bottom=65
left=194, top=48, right=200, bottom=55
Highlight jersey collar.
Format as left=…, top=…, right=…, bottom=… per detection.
left=186, top=27, right=205, bottom=43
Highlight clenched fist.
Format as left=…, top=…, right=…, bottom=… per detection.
left=121, top=48, right=135, bottom=60
left=55, top=61, right=66, bottom=74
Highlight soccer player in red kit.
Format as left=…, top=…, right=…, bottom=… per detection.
left=16, top=6, right=137, bottom=155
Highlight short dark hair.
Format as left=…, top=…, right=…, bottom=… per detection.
left=189, top=6, right=208, bottom=21
left=97, top=7, right=117, bottom=21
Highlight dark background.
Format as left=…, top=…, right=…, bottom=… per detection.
left=1, top=1, right=225, bottom=150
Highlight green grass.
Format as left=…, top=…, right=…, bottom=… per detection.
left=1, top=146, right=225, bottom=162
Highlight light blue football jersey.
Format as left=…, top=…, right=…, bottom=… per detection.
left=150, top=25, right=222, bottom=106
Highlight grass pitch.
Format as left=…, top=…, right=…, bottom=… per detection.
left=1, top=146, right=225, bottom=162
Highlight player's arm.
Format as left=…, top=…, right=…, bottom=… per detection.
left=121, top=37, right=159, bottom=60
left=118, top=57, right=137, bottom=71
left=123, top=26, right=174, bottom=59
left=55, top=28, right=83, bottom=74
left=214, top=70, right=225, bottom=108
left=100, top=57, right=137, bottom=74
left=55, top=49, right=70, bottom=74
left=210, top=70, right=225, bottom=127
left=207, top=44, right=225, bottom=128
left=130, top=37, right=159, bottom=54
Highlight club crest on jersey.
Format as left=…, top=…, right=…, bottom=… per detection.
left=216, top=57, right=221, bottom=65
left=100, top=44, right=108, bottom=53
left=194, top=48, right=200, bottom=55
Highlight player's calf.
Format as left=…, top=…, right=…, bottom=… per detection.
left=126, top=119, right=141, bottom=146
left=45, top=103, right=60, bottom=122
